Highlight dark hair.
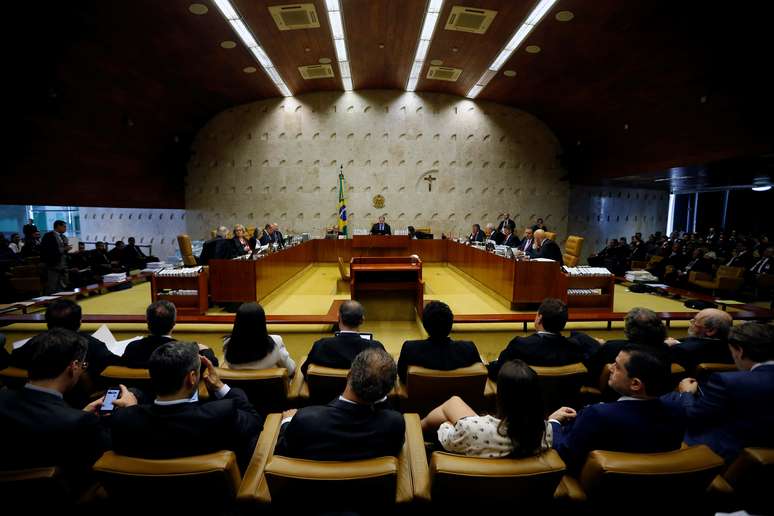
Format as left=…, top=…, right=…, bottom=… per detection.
left=146, top=300, right=176, bottom=336
left=148, top=341, right=200, bottom=396
left=339, top=300, right=364, bottom=328
left=620, top=345, right=671, bottom=396
left=624, top=307, right=666, bottom=347
left=53, top=220, right=66, bottom=229
left=538, top=298, right=568, bottom=333
left=422, top=301, right=454, bottom=339
left=27, top=328, right=87, bottom=381
left=728, top=322, right=774, bottom=363
left=349, top=348, right=396, bottom=403
left=496, top=360, right=546, bottom=457
left=45, top=299, right=82, bottom=331
left=473, top=224, right=481, bottom=232
left=225, top=302, right=275, bottom=364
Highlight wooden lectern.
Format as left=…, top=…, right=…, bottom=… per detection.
left=349, top=256, right=424, bottom=316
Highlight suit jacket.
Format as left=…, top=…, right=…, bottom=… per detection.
left=274, top=398, right=405, bottom=461
left=11, top=332, right=121, bottom=376
left=397, top=337, right=481, bottom=383
left=662, top=364, right=774, bottom=462
left=501, top=233, right=521, bottom=248
left=487, top=332, right=587, bottom=379
left=531, top=239, right=563, bottom=265
left=468, top=231, right=484, bottom=243
left=301, top=333, right=385, bottom=376
left=585, top=340, right=670, bottom=384
left=497, top=219, right=516, bottom=233
left=551, top=398, right=686, bottom=472
left=520, top=238, right=534, bottom=253
left=122, top=335, right=219, bottom=369
left=669, top=337, right=733, bottom=372
left=749, top=256, right=772, bottom=275
left=110, top=387, right=262, bottom=472
left=370, top=223, right=392, bottom=236
left=40, top=231, right=64, bottom=267
left=486, top=231, right=505, bottom=245
left=228, top=237, right=252, bottom=258
left=726, top=251, right=752, bottom=269
left=199, top=237, right=229, bottom=265
left=0, top=387, right=109, bottom=474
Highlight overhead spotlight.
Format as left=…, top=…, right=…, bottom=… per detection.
left=752, top=176, right=772, bottom=192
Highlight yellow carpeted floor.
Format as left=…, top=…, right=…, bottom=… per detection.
left=3, top=263, right=715, bottom=364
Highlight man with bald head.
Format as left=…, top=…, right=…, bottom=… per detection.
left=530, top=229, right=563, bottom=265
left=666, top=308, right=734, bottom=371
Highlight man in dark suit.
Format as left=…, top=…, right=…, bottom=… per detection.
left=270, top=223, right=285, bottom=248
left=487, top=298, right=593, bottom=379
left=501, top=226, right=520, bottom=248
left=122, top=300, right=218, bottom=368
left=398, top=301, right=481, bottom=383
left=89, top=241, right=113, bottom=276
left=497, top=213, right=516, bottom=234
left=40, top=219, right=71, bottom=293
left=370, top=215, right=391, bottom=236
left=22, top=218, right=38, bottom=242
left=275, top=348, right=404, bottom=461
left=519, top=227, right=534, bottom=254
left=467, top=223, right=484, bottom=243
left=530, top=229, right=563, bottom=265
left=122, top=236, right=158, bottom=269
left=301, top=300, right=384, bottom=376
left=663, top=323, right=774, bottom=462
left=666, top=308, right=733, bottom=372
left=111, top=341, right=262, bottom=472
left=550, top=346, right=684, bottom=472
left=484, top=223, right=504, bottom=245
left=0, top=329, right=133, bottom=483
left=199, top=226, right=230, bottom=265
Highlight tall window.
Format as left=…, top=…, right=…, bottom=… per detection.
left=28, top=205, right=81, bottom=238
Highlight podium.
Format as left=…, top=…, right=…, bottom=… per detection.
left=351, top=235, right=410, bottom=249
left=350, top=256, right=424, bottom=317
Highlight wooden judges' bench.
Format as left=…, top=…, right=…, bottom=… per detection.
left=205, top=237, right=611, bottom=310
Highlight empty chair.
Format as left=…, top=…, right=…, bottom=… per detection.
left=215, top=367, right=289, bottom=414
left=93, top=450, right=241, bottom=511
left=720, top=447, right=774, bottom=515
left=0, top=366, right=29, bottom=389
left=531, top=362, right=588, bottom=412
left=300, top=363, right=349, bottom=405
left=399, top=363, right=490, bottom=415
left=0, top=466, right=80, bottom=510
left=177, top=234, right=197, bottom=267
left=563, top=235, right=585, bottom=268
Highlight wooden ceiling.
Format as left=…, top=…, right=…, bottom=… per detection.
left=5, top=0, right=774, bottom=208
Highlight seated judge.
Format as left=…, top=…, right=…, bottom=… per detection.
left=530, top=229, right=563, bottom=264
left=223, top=302, right=296, bottom=376
left=666, top=308, right=733, bottom=372
left=551, top=346, right=685, bottom=472
left=256, top=224, right=272, bottom=246
left=467, top=223, right=485, bottom=243
left=519, top=227, right=534, bottom=253
left=270, top=222, right=285, bottom=248
left=301, top=300, right=385, bottom=376
left=275, top=348, right=405, bottom=461
left=408, top=226, right=432, bottom=240
left=397, top=300, right=481, bottom=383
left=487, top=298, right=592, bottom=379
left=229, top=224, right=252, bottom=257
left=0, top=329, right=133, bottom=482
left=501, top=225, right=520, bottom=247
left=663, top=322, right=774, bottom=462
left=122, top=300, right=218, bottom=368
left=199, top=225, right=230, bottom=265
left=370, top=215, right=391, bottom=235
left=111, top=342, right=263, bottom=473
left=484, top=223, right=504, bottom=245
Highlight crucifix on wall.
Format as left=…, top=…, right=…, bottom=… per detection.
left=424, top=174, right=437, bottom=192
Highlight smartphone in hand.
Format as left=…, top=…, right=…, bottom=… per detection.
left=100, top=387, right=121, bottom=415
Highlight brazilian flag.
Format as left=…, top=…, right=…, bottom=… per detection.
left=337, top=166, right=348, bottom=237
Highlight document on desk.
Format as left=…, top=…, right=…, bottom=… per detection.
left=531, top=258, right=556, bottom=262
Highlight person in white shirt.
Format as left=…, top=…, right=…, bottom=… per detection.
left=223, top=302, right=296, bottom=376
left=8, top=233, right=22, bottom=253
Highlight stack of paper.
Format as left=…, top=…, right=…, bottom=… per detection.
left=625, top=270, right=658, bottom=282
left=103, top=273, right=127, bottom=283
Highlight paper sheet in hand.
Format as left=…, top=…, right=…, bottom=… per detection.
left=12, top=337, right=31, bottom=350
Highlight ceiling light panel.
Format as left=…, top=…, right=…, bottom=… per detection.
left=406, top=0, right=445, bottom=92
left=467, top=0, right=558, bottom=98
left=214, top=0, right=292, bottom=96
left=326, top=0, right=352, bottom=90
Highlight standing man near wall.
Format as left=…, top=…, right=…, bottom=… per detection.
left=41, top=220, right=72, bottom=294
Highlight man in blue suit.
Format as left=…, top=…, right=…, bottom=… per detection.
left=549, top=346, right=685, bottom=472
left=663, top=322, right=774, bottom=462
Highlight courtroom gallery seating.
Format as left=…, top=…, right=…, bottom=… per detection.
left=718, top=447, right=774, bottom=514
left=562, top=235, right=585, bottom=267
left=397, top=363, right=493, bottom=416
left=215, top=366, right=291, bottom=414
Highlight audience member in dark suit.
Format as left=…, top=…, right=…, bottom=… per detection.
left=21, top=230, right=41, bottom=257
left=275, top=348, right=404, bottom=461
left=0, top=329, right=134, bottom=487
left=551, top=346, right=684, bottom=472
left=122, top=300, right=218, bottom=368
left=467, top=223, right=485, bottom=243
left=370, top=215, right=392, bottom=236
left=107, top=240, right=126, bottom=264
left=725, top=243, right=754, bottom=269
left=22, top=218, right=39, bottom=242
left=667, top=308, right=733, bottom=372
left=501, top=226, right=520, bottom=248
left=398, top=301, right=481, bottom=383
left=301, top=300, right=384, bottom=376
left=488, top=299, right=592, bottom=379
left=111, top=341, right=262, bottom=472
left=530, top=229, right=563, bottom=265
left=89, top=241, right=113, bottom=276
left=122, top=236, right=158, bottom=269
left=586, top=307, right=668, bottom=383
left=40, top=220, right=71, bottom=293
left=228, top=224, right=253, bottom=257
left=497, top=213, right=516, bottom=234
left=199, top=226, right=230, bottom=265
left=484, top=223, right=504, bottom=245
left=663, top=323, right=774, bottom=462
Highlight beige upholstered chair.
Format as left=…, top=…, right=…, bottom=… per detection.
left=689, top=266, right=745, bottom=294
left=563, top=235, right=585, bottom=267
left=177, top=234, right=197, bottom=267
left=397, top=363, right=490, bottom=416
left=718, top=447, right=774, bottom=514
left=0, top=366, right=29, bottom=389
left=215, top=367, right=290, bottom=414
left=530, top=362, right=589, bottom=413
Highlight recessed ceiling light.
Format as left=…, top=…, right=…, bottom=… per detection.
left=555, top=10, right=574, bottom=22
left=243, top=66, right=257, bottom=74
left=452, top=47, right=459, bottom=52
left=430, top=59, right=443, bottom=66
left=752, top=176, right=772, bottom=191
left=624, top=123, right=629, bottom=130
left=406, top=0, right=444, bottom=91
left=378, top=43, right=385, bottom=49
left=525, top=45, right=541, bottom=53
left=188, top=3, right=208, bottom=15
left=503, top=70, right=516, bottom=77
left=700, top=95, right=707, bottom=104
left=304, top=47, right=311, bottom=52
left=319, top=57, right=332, bottom=64
left=220, top=41, right=237, bottom=49
left=325, top=0, right=354, bottom=91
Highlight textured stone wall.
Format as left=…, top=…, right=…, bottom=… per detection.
left=567, top=185, right=669, bottom=262
left=79, top=207, right=187, bottom=261
left=185, top=90, right=568, bottom=241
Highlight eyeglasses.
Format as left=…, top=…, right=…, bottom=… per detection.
left=74, top=357, right=89, bottom=370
